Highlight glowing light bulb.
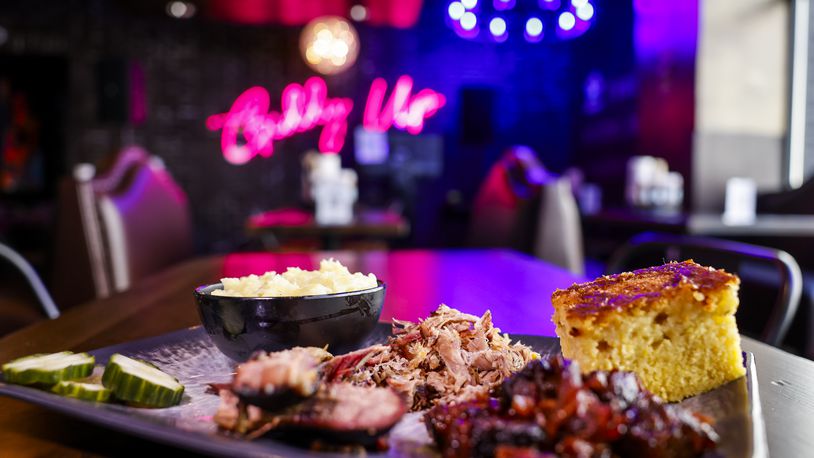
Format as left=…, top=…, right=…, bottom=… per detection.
left=526, top=17, right=543, bottom=36
left=331, top=40, right=349, bottom=57
left=448, top=2, right=465, bottom=20
left=576, top=3, right=594, bottom=21
left=558, top=11, right=575, bottom=31
left=461, top=0, right=478, bottom=9
left=460, top=12, right=477, bottom=30
left=572, top=0, right=589, bottom=7
left=300, top=16, right=359, bottom=75
left=489, top=17, right=506, bottom=36
left=313, top=38, right=329, bottom=55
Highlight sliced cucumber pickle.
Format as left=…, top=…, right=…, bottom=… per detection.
left=102, top=354, right=184, bottom=407
left=2, top=352, right=94, bottom=385
left=52, top=381, right=111, bottom=402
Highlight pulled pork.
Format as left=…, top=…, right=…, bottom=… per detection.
left=324, top=305, right=539, bottom=410
left=213, top=305, right=538, bottom=445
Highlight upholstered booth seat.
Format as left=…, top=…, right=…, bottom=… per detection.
left=53, top=146, right=193, bottom=308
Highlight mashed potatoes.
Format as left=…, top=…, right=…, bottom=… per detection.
left=212, top=259, right=378, bottom=297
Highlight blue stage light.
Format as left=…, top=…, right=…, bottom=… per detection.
left=448, top=2, right=465, bottom=20
left=576, top=3, right=594, bottom=21
left=489, top=17, right=507, bottom=36
left=525, top=17, right=543, bottom=37
left=558, top=11, right=575, bottom=31
left=461, top=12, right=478, bottom=31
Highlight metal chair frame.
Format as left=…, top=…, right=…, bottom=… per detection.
left=0, top=242, right=60, bottom=319
left=607, top=232, right=802, bottom=346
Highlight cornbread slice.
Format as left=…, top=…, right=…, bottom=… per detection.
left=551, top=260, right=745, bottom=402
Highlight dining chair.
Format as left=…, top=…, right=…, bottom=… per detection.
left=532, top=178, right=584, bottom=276
left=468, top=146, right=584, bottom=275
left=606, top=232, right=802, bottom=347
left=52, top=146, right=193, bottom=306
left=0, top=242, right=59, bottom=319
left=468, top=146, right=548, bottom=253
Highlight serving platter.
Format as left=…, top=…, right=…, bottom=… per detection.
left=0, top=324, right=767, bottom=458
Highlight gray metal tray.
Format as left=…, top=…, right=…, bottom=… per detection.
left=0, top=325, right=767, bottom=457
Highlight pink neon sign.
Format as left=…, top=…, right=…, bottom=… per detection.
left=363, top=75, right=446, bottom=134
left=206, top=77, right=352, bottom=165
left=207, top=75, right=444, bottom=165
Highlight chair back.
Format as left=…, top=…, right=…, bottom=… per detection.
left=607, top=232, right=802, bottom=346
left=468, top=146, right=549, bottom=251
left=533, top=178, right=584, bottom=275
left=0, top=242, right=59, bottom=319
left=469, top=146, right=584, bottom=275
left=53, top=146, right=193, bottom=303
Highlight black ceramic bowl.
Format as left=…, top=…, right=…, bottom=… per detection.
left=193, top=281, right=386, bottom=361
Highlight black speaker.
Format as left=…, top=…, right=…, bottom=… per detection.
left=459, top=86, right=496, bottom=146
left=95, top=57, right=128, bottom=123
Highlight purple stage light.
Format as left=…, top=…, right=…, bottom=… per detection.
left=558, top=11, right=575, bottom=31
left=489, top=17, right=507, bottom=36
left=460, top=11, right=477, bottom=31
left=539, top=0, right=561, bottom=10
left=448, top=1, right=465, bottom=20
left=446, top=0, right=593, bottom=43
left=494, top=0, right=516, bottom=11
left=525, top=17, right=543, bottom=42
left=526, top=17, right=543, bottom=36
left=576, top=2, right=594, bottom=21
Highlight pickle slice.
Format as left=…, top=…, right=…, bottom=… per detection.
left=52, top=381, right=111, bottom=402
left=2, top=352, right=94, bottom=385
left=102, top=354, right=184, bottom=408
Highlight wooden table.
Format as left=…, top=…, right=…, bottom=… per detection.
left=1, top=249, right=813, bottom=457
left=687, top=213, right=814, bottom=237
left=246, top=208, right=410, bottom=250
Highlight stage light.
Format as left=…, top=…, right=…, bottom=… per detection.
left=540, top=0, right=560, bottom=9
left=494, top=0, right=516, bottom=10
left=558, top=11, right=575, bottom=31
left=576, top=3, right=594, bottom=21
left=526, top=17, right=543, bottom=36
left=460, top=12, right=477, bottom=30
left=446, top=0, right=592, bottom=43
left=300, top=16, right=359, bottom=75
left=489, top=17, right=506, bottom=36
left=448, top=2, right=465, bottom=20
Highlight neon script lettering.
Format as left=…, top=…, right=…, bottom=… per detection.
left=206, top=77, right=352, bottom=165
left=207, top=76, right=444, bottom=165
left=363, top=75, right=446, bottom=134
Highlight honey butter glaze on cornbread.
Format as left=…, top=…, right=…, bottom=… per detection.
left=552, top=260, right=745, bottom=402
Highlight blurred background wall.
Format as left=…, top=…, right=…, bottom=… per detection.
left=0, top=0, right=636, bottom=253
left=693, top=0, right=789, bottom=212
